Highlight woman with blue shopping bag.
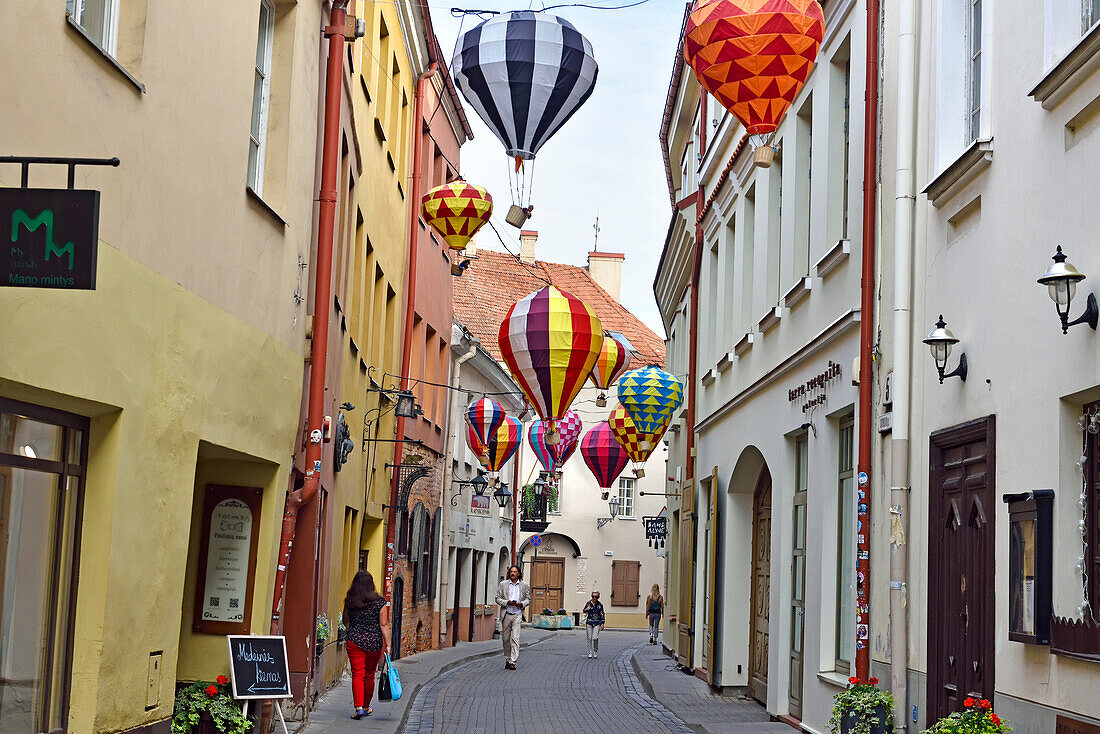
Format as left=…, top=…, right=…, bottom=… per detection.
left=343, top=571, right=391, bottom=719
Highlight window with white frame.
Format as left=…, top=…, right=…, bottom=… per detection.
left=248, top=0, right=276, bottom=195
left=835, top=419, right=855, bottom=673
left=1087, top=0, right=1100, bottom=33
left=966, top=0, right=983, bottom=145
left=618, top=477, right=635, bottom=518
left=67, top=0, right=119, bottom=55
left=934, top=0, right=987, bottom=170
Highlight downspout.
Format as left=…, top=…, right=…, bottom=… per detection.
left=384, top=63, right=438, bottom=603
left=854, top=0, right=881, bottom=681
left=511, top=414, right=523, bottom=566
left=890, top=0, right=918, bottom=727
left=437, top=336, right=479, bottom=643
left=269, top=0, right=350, bottom=634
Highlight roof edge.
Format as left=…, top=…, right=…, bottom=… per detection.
left=659, top=3, right=694, bottom=207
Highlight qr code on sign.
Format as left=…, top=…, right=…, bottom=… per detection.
left=229, top=598, right=239, bottom=608
left=209, top=597, right=219, bottom=607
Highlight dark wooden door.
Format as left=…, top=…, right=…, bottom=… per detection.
left=928, top=416, right=996, bottom=722
left=749, top=468, right=772, bottom=705
left=391, top=576, right=404, bottom=660
left=451, top=552, right=461, bottom=646
left=469, top=553, right=478, bottom=640
left=789, top=437, right=808, bottom=720
left=530, top=558, right=564, bottom=614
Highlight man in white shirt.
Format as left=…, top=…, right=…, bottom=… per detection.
left=495, top=564, right=531, bottom=670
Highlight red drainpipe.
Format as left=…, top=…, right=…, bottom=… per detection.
left=511, top=438, right=521, bottom=566
left=384, top=63, right=438, bottom=603
left=269, top=0, right=349, bottom=635
left=855, top=0, right=880, bottom=681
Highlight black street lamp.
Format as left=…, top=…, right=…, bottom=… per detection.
left=533, top=473, right=547, bottom=496
left=493, top=482, right=512, bottom=509
left=470, top=473, right=490, bottom=496
left=922, top=316, right=968, bottom=384
left=394, top=389, right=419, bottom=419
left=1038, top=246, right=1098, bottom=334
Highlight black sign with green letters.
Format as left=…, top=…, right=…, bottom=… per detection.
left=1, top=188, right=99, bottom=289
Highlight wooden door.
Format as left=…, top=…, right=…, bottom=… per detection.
left=678, top=479, right=696, bottom=667
left=749, top=467, right=772, bottom=705
left=530, top=558, right=564, bottom=614
left=790, top=437, right=808, bottom=720
left=451, top=552, right=461, bottom=646
left=928, top=416, right=996, bottom=722
left=469, top=553, right=479, bottom=640
left=391, top=576, right=404, bottom=660
left=611, top=560, right=640, bottom=606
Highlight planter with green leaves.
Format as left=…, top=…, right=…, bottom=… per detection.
left=923, top=697, right=1010, bottom=733
left=171, top=677, right=252, bottom=734
left=829, top=677, right=894, bottom=734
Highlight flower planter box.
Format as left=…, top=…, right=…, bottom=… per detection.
left=840, top=705, right=892, bottom=734
left=532, top=614, right=573, bottom=630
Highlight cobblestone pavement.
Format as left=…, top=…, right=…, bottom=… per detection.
left=403, top=631, right=777, bottom=734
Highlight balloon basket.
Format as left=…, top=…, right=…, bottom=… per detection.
left=753, top=146, right=775, bottom=168
left=451, top=263, right=464, bottom=276
left=505, top=204, right=530, bottom=228
left=596, top=394, right=607, bottom=407
left=546, top=428, right=560, bottom=445
left=601, top=491, right=609, bottom=500
left=640, top=440, right=652, bottom=451
left=634, top=467, right=646, bottom=479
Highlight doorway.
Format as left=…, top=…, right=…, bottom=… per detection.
left=391, top=576, right=404, bottom=660
left=711, top=490, right=725, bottom=684
left=928, top=416, right=996, bottom=722
left=530, top=558, right=564, bottom=617
left=789, top=436, right=808, bottom=720
left=749, top=467, right=772, bottom=705
left=469, top=552, right=479, bottom=641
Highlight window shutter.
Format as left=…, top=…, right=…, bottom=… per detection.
left=428, top=508, right=441, bottom=599
left=611, top=561, right=640, bottom=607
left=626, top=561, right=641, bottom=604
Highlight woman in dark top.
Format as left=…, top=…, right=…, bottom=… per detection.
left=343, top=570, right=391, bottom=719
left=582, top=591, right=606, bottom=658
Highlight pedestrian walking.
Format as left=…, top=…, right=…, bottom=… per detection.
left=582, top=591, right=606, bottom=658
left=646, top=584, right=664, bottom=645
left=343, top=570, right=391, bottom=719
left=494, top=565, right=531, bottom=670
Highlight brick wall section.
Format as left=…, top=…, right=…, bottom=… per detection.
left=393, top=441, right=443, bottom=657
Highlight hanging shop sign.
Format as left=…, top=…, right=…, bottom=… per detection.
left=194, top=485, right=263, bottom=635
left=1, top=188, right=99, bottom=289
left=469, top=493, right=492, bottom=518
left=788, top=360, right=843, bottom=413
left=643, top=515, right=668, bottom=549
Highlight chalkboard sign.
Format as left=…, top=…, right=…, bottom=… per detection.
left=226, top=636, right=292, bottom=699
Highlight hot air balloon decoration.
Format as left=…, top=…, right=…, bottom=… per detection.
left=617, top=367, right=683, bottom=451
left=607, top=404, right=659, bottom=479
left=684, top=0, right=825, bottom=167
left=589, top=332, right=633, bottom=407
left=421, top=182, right=493, bottom=273
left=452, top=11, right=599, bottom=225
left=581, top=421, right=630, bottom=500
left=552, top=409, right=584, bottom=466
left=483, top=415, right=522, bottom=474
left=467, top=398, right=505, bottom=466
left=528, top=419, right=559, bottom=477
left=498, top=286, right=603, bottom=444
left=465, top=422, right=486, bottom=460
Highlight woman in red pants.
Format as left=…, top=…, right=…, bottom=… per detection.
left=343, top=571, right=390, bottom=719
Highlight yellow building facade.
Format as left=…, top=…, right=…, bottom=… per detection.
left=0, top=2, right=326, bottom=732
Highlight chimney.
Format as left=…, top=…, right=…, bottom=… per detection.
left=519, top=230, right=538, bottom=264
left=587, top=251, right=625, bottom=302
left=465, top=234, right=478, bottom=257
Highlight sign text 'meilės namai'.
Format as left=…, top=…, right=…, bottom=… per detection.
left=1, top=188, right=99, bottom=289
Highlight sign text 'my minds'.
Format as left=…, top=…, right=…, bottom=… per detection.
left=0, top=188, right=99, bottom=290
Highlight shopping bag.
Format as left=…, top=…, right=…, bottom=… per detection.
left=385, top=653, right=402, bottom=701
left=377, top=657, right=393, bottom=702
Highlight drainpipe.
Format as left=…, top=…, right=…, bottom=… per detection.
left=437, top=335, right=479, bottom=643
left=269, top=0, right=350, bottom=635
left=384, top=63, right=438, bottom=604
left=854, top=0, right=881, bottom=681
left=511, top=415, right=523, bottom=566
left=890, top=0, right=918, bottom=727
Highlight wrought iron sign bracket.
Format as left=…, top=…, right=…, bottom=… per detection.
left=1, top=155, right=120, bottom=189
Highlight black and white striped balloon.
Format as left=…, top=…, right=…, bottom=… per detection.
left=452, top=11, right=599, bottom=161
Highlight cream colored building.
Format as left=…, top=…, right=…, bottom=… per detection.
left=0, top=2, right=325, bottom=732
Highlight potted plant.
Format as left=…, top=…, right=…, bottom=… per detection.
left=315, top=613, right=331, bottom=659
left=924, top=697, right=1010, bottom=733
left=336, top=612, right=347, bottom=645
left=171, top=677, right=252, bottom=734
left=829, top=677, right=894, bottom=734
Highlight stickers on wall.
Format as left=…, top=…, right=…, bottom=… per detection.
left=857, top=625, right=869, bottom=640
left=858, top=471, right=869, bottom=486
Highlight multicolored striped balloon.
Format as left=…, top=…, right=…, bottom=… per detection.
left=589, top=332, right=632, bottom=406
left=498, top=286, right=603, bottom=432
left=618, top=367, right=683, bottom=437
left=552, top=409, right=584, bottom=465
left=607, top=403, right=659, bottom=478
left=466, top=422, right=487, bottom=463
left=484, top=415, right=522, bottom=473
left=421, top=182, right=493, bottom=251
left=580, top=421, right=630, bottom=490
left=467, top=398, right=506, bottom=453
left=528, top=419, right=558, bottom=475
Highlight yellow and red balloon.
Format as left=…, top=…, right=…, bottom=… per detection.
left=421, top=181, right=493, bottom=251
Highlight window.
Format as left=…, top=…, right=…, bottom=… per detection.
left=836, top=420, right=855, bottom=673
left=618, top=477, right=635, bottom=519
left=248, top=0, right=275, bottom=194
left=966, top=0, right=983, bottom=144
left=67, top=0, right=118, bottom=55
left=1086, top=0, right=1100, bottom=33
left=606, top=331, right=636, bottom=353
left=0, top=399, right=89, bottom=733
left=610, top=560, right=640, bottom=607
left=548, top=481, right=560, bottom=514
left=1085, top=402, right=1100, bottom=617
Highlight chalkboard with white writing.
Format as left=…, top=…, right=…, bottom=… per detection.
left=226, top=636, right=292, bottom=699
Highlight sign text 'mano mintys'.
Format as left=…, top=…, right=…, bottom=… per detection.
left=0, top=188, right=99, bottom=290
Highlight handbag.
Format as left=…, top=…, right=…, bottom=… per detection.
left=383, top=653, right=402, bottom=701
left=377, top=661, right=392, bottom=702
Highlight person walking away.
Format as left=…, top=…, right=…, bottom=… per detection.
left=582, top=591, right=606, bottom=658
left=646, top=584, right=664, bottom=645
left=495, top=565, right=530, bottom=670
left=343, top=570, right=391, bottom=719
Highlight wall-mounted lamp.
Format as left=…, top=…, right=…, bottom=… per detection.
left=533, top=473, right=547, bottom=496
left=394, top=390, right=419, bottom=419
left=922, top=316, right=968, bottom=384
left=493, top=482, right=512, bottom=509
left=608, top=494, right=621, bottom=519
left=1037, top=246, right=1098, bottom=334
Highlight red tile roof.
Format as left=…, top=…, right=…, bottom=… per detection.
left=453, top=248, right=666, bottom=369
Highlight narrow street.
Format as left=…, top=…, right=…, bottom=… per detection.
left=308, top=631, right=788, bottom=734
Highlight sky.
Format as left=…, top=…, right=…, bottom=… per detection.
left=432, top=0, right=686, bottom=336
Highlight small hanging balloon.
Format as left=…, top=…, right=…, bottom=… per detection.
left=581, top=421, right=630, bottom=494
left=466, top=422, right=487, bottom=464
left=467, top=398, right=506, bottom=458
left=607, top=404, right=660, bottom=479
left=421, top=182, right=493, bottom=251
left=498, top=287, right=603, bottom=444
left=684, top=0, right=825, bottom=168
left=528, top=419, right=559, bottom=476
left=589, top=333, right=633, bottom=407
left=553, top=409, right=584, bottom=465
left=618, top=367, right=683, bottom=449
left=484, top=415, right=522, bottom=473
